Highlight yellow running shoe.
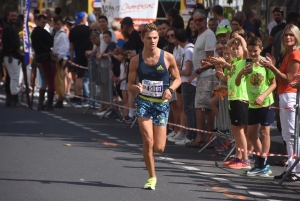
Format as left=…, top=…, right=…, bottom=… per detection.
left=144, top=177, right=157, bottom=190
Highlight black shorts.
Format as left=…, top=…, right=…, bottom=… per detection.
left=248, top=106, right=274, bottom=126
left=229, top=100, right=248, bottom=126
left=176, top=84, right=182, bottom=94
left=75, top=59, right=88, bottom=78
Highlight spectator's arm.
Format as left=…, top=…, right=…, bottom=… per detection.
left=179, top=60, right=192, bottom=76
left=69, top=42, right=74, bottom=61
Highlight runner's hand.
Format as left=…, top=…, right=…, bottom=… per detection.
left=162, top=88, right=172, bottom=100
left=134, top=83, right=143, bottom=94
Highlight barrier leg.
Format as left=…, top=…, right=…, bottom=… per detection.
left=199, top=135, right=217, bottom=153
left=223, top=144, right=236, bottom=162
left=130, top=117, right=138, bottom=128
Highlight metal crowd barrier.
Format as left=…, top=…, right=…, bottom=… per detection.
left=198, top=93, right=235, bottom=161
left=84, top=56, right=122, bottom=119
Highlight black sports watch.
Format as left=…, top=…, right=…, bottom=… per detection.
left=168, top=87, right=174, bottom=93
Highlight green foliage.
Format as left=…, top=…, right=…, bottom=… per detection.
left=227, top=0, right=233, bottom=4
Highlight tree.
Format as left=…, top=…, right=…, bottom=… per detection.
left=58, top=0, right=88, bottom=17
left=0, top=0, right=18, bottom=17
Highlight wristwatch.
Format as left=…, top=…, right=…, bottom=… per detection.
left=168, top=87, right=174, bottom=93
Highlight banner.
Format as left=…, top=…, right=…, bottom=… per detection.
left=23, top=0, right=31, bottom=65
left=181, top=0, right=202, bottom=28
left=89, top=0, right=158, bottom=29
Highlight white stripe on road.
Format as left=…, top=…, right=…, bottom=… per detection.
left=182, top=166, right=200, bottom=171
left=117, top=140, right=129, bottom=143
left=82, top=127, right=92, bottom=130
left=212, top=177, right=228, bottom=181
left=248, top=191, right=267, bottom=197
left=158, top=157, right=175, bottom=161
left=89, top=130, right=99, bottom=133
left=232, top=185, right=248, bottom=189
left=107, top=137, right=119, bottom=139
left=171, top=162, right=185, bottom=165
left=198, top=172, right=239, bottom=177
left=97, top=133, right=109, bottom=136
left=126, top=144, right=139, bottom=147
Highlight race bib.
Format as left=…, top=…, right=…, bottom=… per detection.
left=141, top=80, right=164, bottom=97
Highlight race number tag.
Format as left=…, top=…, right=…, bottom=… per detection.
left=141, top=80, right=163, bottom=97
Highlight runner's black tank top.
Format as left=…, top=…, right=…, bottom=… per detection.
left=138, top=50, right=169, bottom=98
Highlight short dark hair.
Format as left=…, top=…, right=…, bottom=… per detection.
left=37, top=14, right=47, bottom=21
left=252, top=18, right=262, bottom=29
left=286, top=12, right=300, bottom=25
left=98, top=15, right=108, bottom=22
left=167, top=8, right=179, bottom=18
left=245, top=10, right=254, bottom=19
left=159, top=20, right=170, bottom=26
left=231, top=17, right=243, bottom=27
left=212, top=5, right=223, bottom=16
left=103, top=30, right=112, bottom=37
left=55, top=7, right=62, bottom=15
left=247, top=36, right=262, bottom=48
left=171, top=15, right=184, bottom=29
left=53, top=15, right=63, bottom=23
left=174, top=29, right=187, bottom=43
left=33, top=9, right=40, bottom=15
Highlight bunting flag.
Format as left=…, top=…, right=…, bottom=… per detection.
left=23, top=0, right=31, bottom=65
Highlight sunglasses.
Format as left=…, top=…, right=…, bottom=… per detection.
left=193, top=17, right=205, bottom=23
left=166, top=34, right=175, bottom=39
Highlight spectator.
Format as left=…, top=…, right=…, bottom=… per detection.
left=166, top=8, right=184, bottom=29
left=31, top=14, right=55, bottom=111
left=175, top=28, right=197, bottom=146
left=98, top=15, right=117, bottom=53
left=157, top=20, right=170, bottom=50
left=89, top=21, right=101, bottom=33
left=262, top=24, right=300, bottom=182
left=267, top=7, right=286, bottom=46
left=230, top=17, right=243, bottom=30
left=216, top=25, right=232, bottom=45
left=111, top=20, right=124, bottom=47
left=2, top=9, right=24, bottom=107
left=212, top=5, right=230, bottom=29
left=189, top=3, right=210, bottom=17
left=234, top=11, right=246, bottom=24
left=69, top=12, right=93, bottom=107
left=272, top=12, right=300, bottom=66
left=208, top=18, right=218, bottom=33
left=186, top=9, right=217, bottom=148
left=243, top=9, right=260, bottom=38
left=87, top=13, right=96, bottom=26
left=185, top=17, right=198, bottom=44
left=252, top=18, right=264, bottom=43
left=54, top=7, right=62, bottom=16
left=52, top=15, right=69, bottom=108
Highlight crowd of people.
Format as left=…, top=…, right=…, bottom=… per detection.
left=1, top=3, right=300, bottom=189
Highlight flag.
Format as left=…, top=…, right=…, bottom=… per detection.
left=23, top=0, right=31, bottom=65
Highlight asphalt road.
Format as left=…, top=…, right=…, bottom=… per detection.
left=0, top=96, right=299, bottom=201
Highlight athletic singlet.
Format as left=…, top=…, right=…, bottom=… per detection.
left=138, top=50, right=169, bottom=100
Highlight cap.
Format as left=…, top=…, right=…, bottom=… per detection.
left=87, top=13, right=96, bottom=22
left=216, top=25, right=232, bottom=35
left=121, top=17, right=134, bottom=25
left=75, top=12, right=85, bottom=25
left=65, top=17, right=75, bottom=25
left=272, top=7, right=284, bottom=16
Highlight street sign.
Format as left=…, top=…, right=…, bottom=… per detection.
left=31, top=0, right=39, bottom=9
left=92, top=0, right=102, bottom=9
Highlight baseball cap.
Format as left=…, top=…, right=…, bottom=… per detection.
left=75, top=12, right=85, bottom=24
left=87, top=13, right=96, bottom=22
left=216, top=25, right=232, bottom=35
left=121, top=17, right=134, bottom=25
left=272, top=7, right=284, bottom=16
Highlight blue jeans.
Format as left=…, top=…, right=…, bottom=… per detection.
left=181, top=82, right=196, bottom=140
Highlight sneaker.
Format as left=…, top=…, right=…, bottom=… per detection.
left=116, top=117, right=125, bottom=123
left=94, top=110, right=107, bottom=116
left=144, top=177, right=157, bottom=190
left=274, top=171, right=286, bottom=180
left=175, top=138, right=192, bottom=145
left=257, top=165, right=272, bottom=177
left=222, top=157, right=236, bottom=167
left=75, top=101, right=82, bottom=108
left=83, top=100, right=90, bottom=107
left=168, top=132, right=186, bottom=142
left=167, top=130, right=177, bottom=139
left=285, top=174, right=300, bottom=182
left=243, top=165, right=262, bottom=176
left=228, top=160, right=251, bottom=170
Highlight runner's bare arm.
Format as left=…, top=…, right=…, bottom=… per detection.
left=128, top=55, right=142, bottom=94
left=166, top=52, right=181, bottom=91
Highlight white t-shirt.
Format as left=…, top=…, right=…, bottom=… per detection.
left=181, top=43, right=196, bottom=86
left=192, top=29, right=217, bottom=78
left=172, top=45, right=184, bottom=66
left=100, top=28, right=117, bottom=53
left=119, top=62, right=127, bottom=85
left=217, top=19, right=230, bottom=29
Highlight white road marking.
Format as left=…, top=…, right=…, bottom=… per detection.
left=82, top=127, right=92, bottom=130
left=248, top=191, right=267, bottom=197
left=74, top=124, right=84, bottom=127
left=232, top=185, right=248, bottom=189
left=171, top=162, right=185, bottom=165
left=52, top=116, right=62, bottom=118
left=67, top=121, right=76, bottom=124
left=89, top=130, right=99, bottom=133
left=126, top=144, right=139, bottom=147
left=97, top=133, right=109, bottom=136
left=267, top=199, right=282, bottom=201
left=182, top=166, right=200, bottom=171
left=212, top=177, right=228, bottom=181
left=107, top=137, right=118, bottom=139
left=60, top=119, right=68, bottom=121
left=198, top=172, right=239, bottom=177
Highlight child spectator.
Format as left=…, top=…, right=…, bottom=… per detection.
left=236, top=36, right=276, bottom=176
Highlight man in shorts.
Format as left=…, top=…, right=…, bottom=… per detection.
left=128, top=23, right=181, bottom=190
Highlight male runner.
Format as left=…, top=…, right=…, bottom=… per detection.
left=128, top=23, right=181, bottom=190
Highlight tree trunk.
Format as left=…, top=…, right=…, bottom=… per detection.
left=0, top=0, right=18, bottom=16
left=242, top=0, right=262, bottom=18
left=59, top=0, right=88, bottom=17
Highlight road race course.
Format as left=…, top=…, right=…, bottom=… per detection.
left=0, top=96, right=299, bottom=201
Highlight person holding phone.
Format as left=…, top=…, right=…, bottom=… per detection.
left=236, top=36, right=276, bottom=177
